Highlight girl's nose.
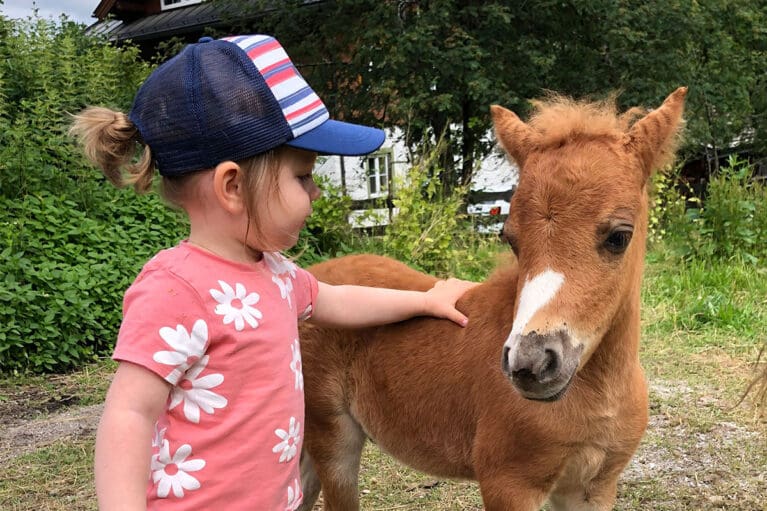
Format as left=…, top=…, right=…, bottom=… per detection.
left=307, top=179, right=322, bottom=201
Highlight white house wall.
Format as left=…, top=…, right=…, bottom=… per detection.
left=313, top=127, right=519, bottom=227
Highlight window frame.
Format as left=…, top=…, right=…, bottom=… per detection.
left=161, top=0, right=203, bottom=11
left=365, top=150, right=392, bottom=198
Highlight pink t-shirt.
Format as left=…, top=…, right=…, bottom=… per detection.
left=113, top=241, right=318, bottom=510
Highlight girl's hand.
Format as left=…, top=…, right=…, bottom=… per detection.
left=423, top=278, right=479, bottom=326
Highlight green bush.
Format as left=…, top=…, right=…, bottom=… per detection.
left=290, top=174, right=355, bottom=266
left=0, top=191, right=186, bottom=373
left=0, top=16, right=161, bottom=373
left=652, top=155, right=767, bottom=265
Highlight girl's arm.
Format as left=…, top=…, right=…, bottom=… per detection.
left=95, top=361, right=171, bottom=511
left=310, top=279, right=478, bottom=328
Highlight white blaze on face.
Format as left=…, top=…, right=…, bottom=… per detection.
left=505, top=269, right=565, bottom=358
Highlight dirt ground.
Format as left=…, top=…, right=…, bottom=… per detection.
left=1, top=379, right=765, bottom=510
left=0, top=400, right=102, bottom=464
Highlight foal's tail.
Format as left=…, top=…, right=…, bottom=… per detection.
left=297, top=449, right=322, bottom=511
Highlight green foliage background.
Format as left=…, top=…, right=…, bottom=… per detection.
left=0, top=17, right=188, bottom=373
left=0, top=13, right=764, bottom=374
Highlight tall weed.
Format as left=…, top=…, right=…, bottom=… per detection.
left=0, top=16, right=150, bottom=200
left=382, top=143, right=471, bottom=276
left=653, top=155, right=767, bottom=265
left=691, top=155, right=766, bottom=263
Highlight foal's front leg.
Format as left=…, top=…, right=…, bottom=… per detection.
left=547, top=455, right=630, bottom=511
left=477, top=470, right=551, bottom=511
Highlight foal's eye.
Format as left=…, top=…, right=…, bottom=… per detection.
left=501, top=230, right=519, bottom=256
left=603, top=229, right=632, bottom=254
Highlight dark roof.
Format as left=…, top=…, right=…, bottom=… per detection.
left=86, top=1, right=324, bottom=43
left=86, top=2, right=226, bottom=42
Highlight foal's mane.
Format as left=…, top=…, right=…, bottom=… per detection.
left=526, top=92, right=644, bottom=148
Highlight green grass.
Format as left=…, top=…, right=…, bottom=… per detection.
left=643, top=248, right=767, bottom=346
left=0, top=359, right=115, bottom=417
left=0, top=440, right=96, bottom=511
left=1, top=247, right=765, bottom=510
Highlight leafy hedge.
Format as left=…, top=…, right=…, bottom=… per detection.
left=0, top=191, right=186, bottom=372
left=0, top=15, right=180, bottom=373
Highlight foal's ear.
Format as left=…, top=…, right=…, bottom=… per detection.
left=624, top=87, right=688, bottom=180
left=491, top=105, right=540, bottom=167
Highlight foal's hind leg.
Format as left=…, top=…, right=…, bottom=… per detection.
left=297, top=450, right=321, bottom=511
left=302, top=412, right=367, bottom=511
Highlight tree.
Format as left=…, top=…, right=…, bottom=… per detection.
left=601, top=0, right=767, bottom=170
left=223, top=0, right=528, bottom=189
left=221, top=0, right=767, bottom=188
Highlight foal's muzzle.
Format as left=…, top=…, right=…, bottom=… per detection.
left=501, top=329, right=583, bottom=401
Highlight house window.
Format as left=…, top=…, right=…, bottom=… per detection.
left=161, top=0, right=203, bottom=11
left=366, top=152, right=391, bottom=197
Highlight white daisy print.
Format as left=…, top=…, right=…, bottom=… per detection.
left=151, top=441, right=205, bottom=499
left=150, top=423, right=167, bottom=471
left=264, top=252, right=297, bottom=278
left=153, top=319, right=208, bottom=383
left=265, top=253, right=297, bottom=308
left=272, top=274, right=294, bottom=308
left=286, top=478, right=302, bottom=510
left=152, top=423, right=166, bottom=449
left=272, top=416, right=301, bottom=463
left=168, top=355, right=228, bottom=423
left=210, top=280, right=263, bottom=331
left=290, top=339, right=303, bottom=391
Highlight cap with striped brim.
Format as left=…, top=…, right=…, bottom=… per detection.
left=128, top=35, right=385, bottom=177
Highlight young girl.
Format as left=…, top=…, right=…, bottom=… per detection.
left=71, top=35, right=475, bottom=510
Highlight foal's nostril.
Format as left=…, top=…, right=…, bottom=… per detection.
left=539, top=349, right=560, bottom=382
left=501, top=346, right=511, bottom=373
left=511, top=367, right=536, bottom=385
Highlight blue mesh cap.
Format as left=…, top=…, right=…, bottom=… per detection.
left=128, top=35, right=386, bottom=176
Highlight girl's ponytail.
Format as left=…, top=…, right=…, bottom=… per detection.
left=69, top=106, right=155, bottom=193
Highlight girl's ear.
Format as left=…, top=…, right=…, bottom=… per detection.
left=212, top=161, right=246, bottom=214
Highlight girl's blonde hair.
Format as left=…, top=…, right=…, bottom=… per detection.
left=69, top=106, right=155, bottom=193
left=70, top=106, right=282, bottom=233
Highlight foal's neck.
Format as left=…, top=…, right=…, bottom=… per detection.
left=581, top=264, right=645, bottom=390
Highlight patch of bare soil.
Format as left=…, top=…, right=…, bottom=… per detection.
left=619, top=380, right=766, bottom=510
left=0, top=379, right=764, bottom=510
left=0, top=386, right=102, bottom=463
